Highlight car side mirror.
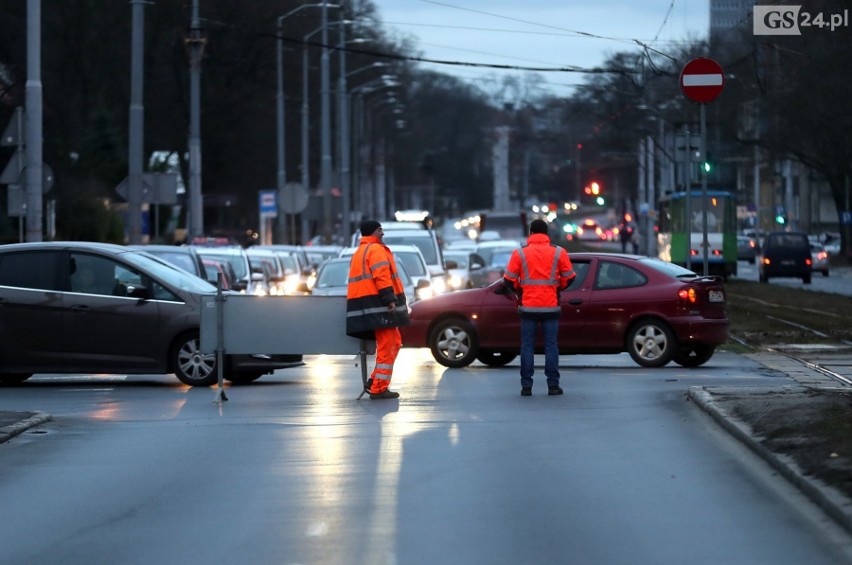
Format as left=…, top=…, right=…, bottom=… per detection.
left=445, top=259, right=458, bottom=269
left=415, top=279, right=432, bottom=290
left=251, top=272, right=265, bottom=282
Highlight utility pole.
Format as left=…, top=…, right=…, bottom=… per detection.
left=319, top=3, right=333, bottom=242
left=186, top=0, right=205, bottom=240
left=127, top=0, right=145, bottom=244
left=25, top=0, right=43, bottom=242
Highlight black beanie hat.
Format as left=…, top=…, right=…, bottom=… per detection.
left=360, top=220, right=382, bottom=236
left=530, top=219, right=548, bottom=234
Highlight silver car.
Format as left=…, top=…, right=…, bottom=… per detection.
left=0, top=242, right=298, bottom=386
left=308, top=257, right=419, bottom=305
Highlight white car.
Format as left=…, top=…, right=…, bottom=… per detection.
left=443, top=249, right=485, bottom=291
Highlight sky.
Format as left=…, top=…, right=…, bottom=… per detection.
left=368, top=0, right=709, bottom=97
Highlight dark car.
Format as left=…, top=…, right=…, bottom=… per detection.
left=758, top=231, right=812, bottom=284
left=400, top=253, right=729, bottom=369
left=0, top=242, right=299, bottom=386
left=736, top=235, right=759, bottom=264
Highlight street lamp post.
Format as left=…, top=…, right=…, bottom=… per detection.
left=276, top=2, right=331, bottom=244
left=340, top=61, right=387, bottom=236
left=349, top=77, right=398, bottom=219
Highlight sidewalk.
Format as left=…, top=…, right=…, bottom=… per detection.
left=689, top=349, right=852, bottom=534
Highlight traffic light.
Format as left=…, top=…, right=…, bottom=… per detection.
left=584, top=181, right=602, bottom=196
left=595, top=196, right=606, bottom=206
left=700, top=151, right=714, bottom=175
left=775, top=213, right=786, bottom=225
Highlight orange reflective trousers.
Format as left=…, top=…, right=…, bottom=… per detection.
left=370, top=327, right=402, bottom=394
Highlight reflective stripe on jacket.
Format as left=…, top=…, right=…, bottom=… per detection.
left=346, top=237, right=410, bottom=338
left=503, top=233, right=575, bottom=317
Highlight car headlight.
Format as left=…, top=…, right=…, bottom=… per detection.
left=416, top=285, right=434, bottom=301
left=448, top=274, right=462, bottom=289
left=431, top=277, right=447, bottom=294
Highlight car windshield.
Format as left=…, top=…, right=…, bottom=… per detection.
left=124, top=250, right=216, bottom=292
left=444, top=252, right=469, bottom=268
left=196, top=249, right=249, bottom=279
left=317, top=260, right=411, bottom=289
left=395, top=252, right=427, bottom=277
left=316, top=261, right=350, bottom=289
left=381, top=235, right=437, bottom=263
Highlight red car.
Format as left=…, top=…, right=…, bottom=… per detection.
left=401, top=253, right=729, bottom=369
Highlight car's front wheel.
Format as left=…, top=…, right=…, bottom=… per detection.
left=171, top=331, right=218, bottom=386
left=672, top=344, right=716, bottom=367
left=429, top=318, right=479, bottom=368
left=476, top=350, right=517, bottom=367
left=627, top=319, right=676, bottom=368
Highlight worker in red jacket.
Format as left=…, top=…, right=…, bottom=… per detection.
left=503, top=219, right=575, bottom=396
left=346, top=220, right=410, bottom=399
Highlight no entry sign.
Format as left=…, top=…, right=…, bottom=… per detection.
left=680, top=58, right=725, bottom=104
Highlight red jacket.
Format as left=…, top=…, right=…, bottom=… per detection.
left=503, top=234, right=575, bottom=318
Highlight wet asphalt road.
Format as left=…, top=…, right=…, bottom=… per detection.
left=2, top=349, right=852, bottom=564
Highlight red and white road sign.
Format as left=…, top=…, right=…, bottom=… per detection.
left=680, top=58, right=725, bottom=104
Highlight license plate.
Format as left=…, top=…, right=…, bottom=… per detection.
left=708, top=290, right=724, bottom=303
left=781, top=259, right=795, bottom=266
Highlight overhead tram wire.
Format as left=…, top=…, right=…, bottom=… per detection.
left=274, top=35, right=634, bottom=76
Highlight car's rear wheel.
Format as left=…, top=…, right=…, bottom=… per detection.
left=476, top=350, right=517, bottom=367
left=0, top=373, right=32, bottom=385
left=759, top=271, right=768, bottom=283
left=627, top=319, right=676, bottom=368
left=672, top=344, right=716, bottom=368
left=429, top=318, right=479, bottom=368
left=171, top=331, right=218, bottom=386
left=803, top=273, right=811, bottom=284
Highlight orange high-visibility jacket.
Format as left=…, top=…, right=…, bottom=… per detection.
left=503, top=233, right=575, bottom=318
left=346, top=236, right=410, bottom=339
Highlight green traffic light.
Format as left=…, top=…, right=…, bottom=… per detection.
left=701, top=161, right=712, bottom=173
left=775, top=215, right=786, bottom=224
left=595, top=196, right=605, bottom=206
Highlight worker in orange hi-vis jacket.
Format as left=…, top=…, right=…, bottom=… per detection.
left=503, top=219, right=575, bottom=397
left=346, top=220, right=410, bottom=399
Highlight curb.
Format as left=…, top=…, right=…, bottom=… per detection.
left=688, top=386, right=852, bottom=535
left=0, top=412, right=52, bottom=445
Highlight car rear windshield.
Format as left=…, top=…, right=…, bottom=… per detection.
left=768, top=234, right=808, bottom=248
left=638, top=257, right=699, bottom=278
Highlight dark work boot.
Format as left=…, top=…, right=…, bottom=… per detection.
left=548, top=385, right=563, bottom=396
left=370, top=390, right=400, bottom=399
left=521, top=387, right=532, bottom=396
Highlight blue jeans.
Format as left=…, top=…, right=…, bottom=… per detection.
left=520, top=316, right=560, bottom=389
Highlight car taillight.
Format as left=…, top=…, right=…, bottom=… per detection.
left=806, top=258, right=812, bottom=266
left=711, top=248, right=722, bottom=256
left=677, top=287, right=698, bottom=304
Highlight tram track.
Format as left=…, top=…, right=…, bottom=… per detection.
left=726, top=283, right=852, bottom=386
